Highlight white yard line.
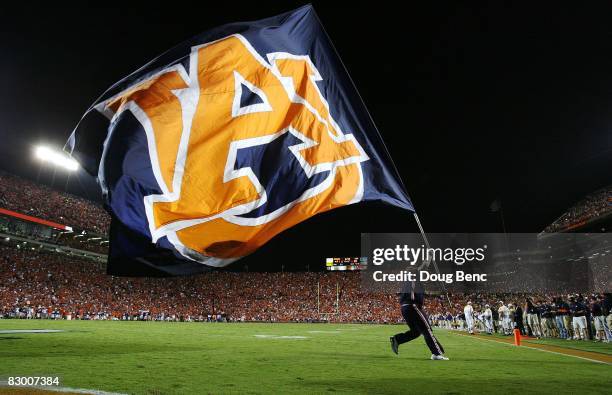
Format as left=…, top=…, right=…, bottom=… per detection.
left=253, top=334, right=308, bottom=339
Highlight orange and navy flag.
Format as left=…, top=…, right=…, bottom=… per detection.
left=66, top=5, right=413, bottom=276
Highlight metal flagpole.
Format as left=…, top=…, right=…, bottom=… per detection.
left=413, top=212, right=452, bottom=308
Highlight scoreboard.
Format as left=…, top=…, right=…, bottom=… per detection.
left=325, top=257, right=367, bottom=271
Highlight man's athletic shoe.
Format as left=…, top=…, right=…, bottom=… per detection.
left=390, top=336, right=399, bottom=355
left=431, top=354, right=449, bottom=360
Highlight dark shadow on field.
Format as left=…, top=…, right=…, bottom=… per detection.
left=301, top=378, right=608, bottom=395
left=0, top=341, right=197, bottom=358
left=326, top=353, right=391, bottom=360
left=0, top=336, right=23, bottom=340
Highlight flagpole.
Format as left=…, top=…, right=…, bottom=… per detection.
left=413, top=212, right=452, bottom=308
left=413, top=212, right=438, bottom=273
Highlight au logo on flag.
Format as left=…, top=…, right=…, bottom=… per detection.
left=101, top=35, right=369, bottom=263
left=68, top=5, right=412, bottom=274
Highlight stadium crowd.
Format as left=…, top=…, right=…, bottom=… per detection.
left=0, top=171, right=110, bottom=233
left=1, top=244, right=610, bottom=344
left=544, top=185, right=612, bottom=233
left=0, top=244, right=400, bottom=323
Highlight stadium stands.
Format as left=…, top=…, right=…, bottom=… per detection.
left=1, top=242, right=609, bottom=342
left=0, top=243, right=401, bottom=323
left=544, top=185, right=612, bottom=233
left=0, top=171, right=110, bottom=233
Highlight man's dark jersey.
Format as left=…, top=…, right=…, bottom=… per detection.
left=556, top=301, right=570, bottom=315
left=399, top=280, right=424, bottom=306
left=540, top=304, right=553, bottom=319
left=514, top=305, right=523, bottom=321
left=591, top=302, right=603, bottom=316
left=603, top=294, right=612, bottom=314
left=570, top=301, right=587, bottom=317
left=526, top=301, right=537, bottom=314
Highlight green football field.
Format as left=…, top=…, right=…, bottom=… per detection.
left=0, top=320, right=610, bottom=394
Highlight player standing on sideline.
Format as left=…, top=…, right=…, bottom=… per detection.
left=389, top=280, right=449, bottom=360
left=498, top=302, right=511, bottom=335
left=590, top=296, right=607, bottom=342
left=508, top=303, right=516, bottom=331
left=570, top=296, right=588, bottom=340
left=552, top=298, right=567, bottom=339
left=604, top=293, right=612, bottom=342
left=540, top=300, right=554, bottom=338
left=525, top=298, right=541, bottom=338
left=558, top=296, right=573, bottom=340
left=514, top=301, right=526, bottom=335
left=491, top=305, right=499, bottom=333
left=483, top=304, right=493, bottom=334
left=464, top=301, right=474, bottom=334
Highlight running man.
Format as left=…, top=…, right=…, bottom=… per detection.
left=390, top=280, right=449, bottom=360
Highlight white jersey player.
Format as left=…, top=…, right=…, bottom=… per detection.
left=498, top=302, right=511, bottom=335
left=483, top=304, right=493, bottom=334
left=464, top=302, right=474, bottom=334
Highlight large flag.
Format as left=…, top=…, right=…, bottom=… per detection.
left=66, top=5, right=413, bottom=275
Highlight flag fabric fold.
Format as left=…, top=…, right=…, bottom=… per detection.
left=66, top=5, right=414, bottom=275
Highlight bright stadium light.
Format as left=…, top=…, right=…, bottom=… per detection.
left=34, top=145, right=79, bottom=171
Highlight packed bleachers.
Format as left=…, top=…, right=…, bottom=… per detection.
left=544, top=185, right=612, bottom=233
left=1, top=243, right=610, bottom=343
left=0, top=171, right=110, bottom=233
left=0, top=244, right=400, bottom=323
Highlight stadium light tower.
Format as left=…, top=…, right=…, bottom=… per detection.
left=34, top=145, right=79, bottom=171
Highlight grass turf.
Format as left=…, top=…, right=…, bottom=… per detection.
left=522, top=337, right=612, bottom=356
left=0, top=320, right=610, bottom=394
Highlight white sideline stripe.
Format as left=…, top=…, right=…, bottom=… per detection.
left=451, top=332, right=611, bottom=365
left=0, top=386, right=127, bottom=395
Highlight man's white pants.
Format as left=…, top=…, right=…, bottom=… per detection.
left=593, top=316, right=608, bottom=340
left=527, top=314, right=541, bottom=336
left=484, top=318, right=493, bottom=333
left=465, top=316, right=474, bottom=332
left=572, top=316, right=587, bottom=339
left=502, top=317, right=512, bottom=333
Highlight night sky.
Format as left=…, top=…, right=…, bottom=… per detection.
left=2, top=2, right=612, bottom=270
